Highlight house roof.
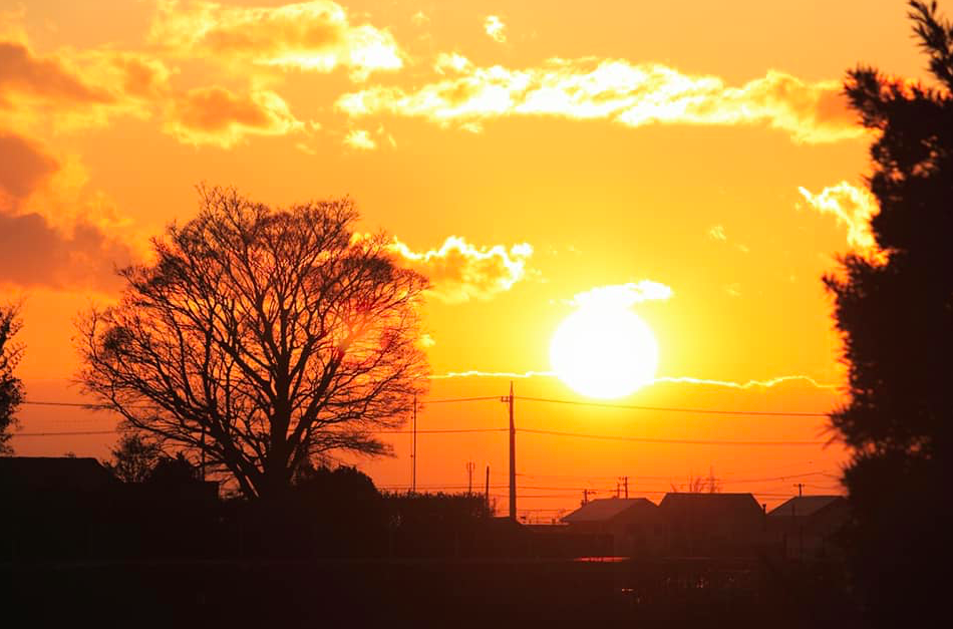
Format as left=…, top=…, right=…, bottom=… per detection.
left=768, top=495, right=846, bottom=518
left=0, top=457, right=114, bottom=492
left=561, top=498, right=656, bottom=523
left=659, top=492, right=762, bottom=517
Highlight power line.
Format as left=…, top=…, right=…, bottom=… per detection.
left=11, top=430, right=116, bottom=437
left=22, top=394, right=830, bottom=417
left=517, top=396, right=829, bottom=417
left=12, top=427, right=506, bottom=438
left=11, top=425, right=826, bottom=446
left=20, top=394, right=503, bottom=410
left=518, top=427, right=826, bottom=447
left=423, top=396, right=500, bottom=404
left=719, top=471, right=833, bottom=483
left=22, top=400, right=109, bottom=408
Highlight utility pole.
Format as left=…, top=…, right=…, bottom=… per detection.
left=795, top=482, right=804, bottom=498
left=485, top=465, right=490, bottom=512
left=411, top=393, right=417, bottom=494
left=582, top=488, right=590, bottom=505
left=466, top=461, right=476, bottom=495
left=200, top=425, right=206, bottom=482
left=507, top=381, right=516, bottom=521
left=624, top=476, right=629, bottom=499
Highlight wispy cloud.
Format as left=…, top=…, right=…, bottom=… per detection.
left=653, top=375, right=838, bottom=391
left=150, top=0, right=404, bottom=81
left=571, top=281, right=673, bottom=309
left=798, top=181, right=882, bottom=259
left=338, top=58, right=862, bottom=143
left=484, top=16, right=506, bottom=43
left=389, top=236, right=534, bottom=303
left=429, top=370, right=554, bottom=380
left=429, top=370, right=837, bottom=390
left=342, top=128, right=376, bottom=150
left=708, top=225, right=727, bottom=241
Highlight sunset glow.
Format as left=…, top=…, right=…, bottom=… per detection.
left=6, top=0, right=920, bottom=521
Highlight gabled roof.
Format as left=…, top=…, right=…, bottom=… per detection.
left=768, top=495, right=846, bottom=518
left=659, top=492, right=762, bottom=517
left=561, top=498, right=656, bottom=523
left=0, top=457, right=114, bottom=492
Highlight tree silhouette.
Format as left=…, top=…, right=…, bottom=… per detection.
left=104, top=433, right=163, bottom=483
left=0, top=303, right=24, bottom=456
left=824, top=2, right=953, bottom=624
left=77, top=186, right=430, bottom=499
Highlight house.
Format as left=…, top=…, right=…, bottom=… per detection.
left=767, top=495, right=849, bottom=560
left=0, top=456, right=220, bottom=561
left=0, top=456, right=114, bottom=494
left=0, top=457, right=116, bottom=560
left=561, top=497, right=661, bottom=556
left=658, top=492, right=765, bottom=557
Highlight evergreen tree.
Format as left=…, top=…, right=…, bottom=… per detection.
left=0, top=304, right=23, bottom=456
left=824, top=2, right=953, bottom=625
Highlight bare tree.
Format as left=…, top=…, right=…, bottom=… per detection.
left=77, top=186, right=429, bottom=499
left=669, top=469, right=721, bottom=494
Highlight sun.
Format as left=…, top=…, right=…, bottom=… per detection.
left=550, top=303, right=659, bottom=399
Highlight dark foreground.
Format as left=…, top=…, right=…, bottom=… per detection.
left=2, top=556, right=858, bottom=629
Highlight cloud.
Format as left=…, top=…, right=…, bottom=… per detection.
left=0, top=129, right=140, bottom=290
left=0, top=33, right=172, bottom=134
left=411, top=11, right=429, bottom=27
left=434, top=52, right=473, bottom=75
left=571, top=281, right=673, bottom=309
left=0, top=132, right=135, bottom=290
left=798, top=181, right=882, bottom=258
left=0, top=39, right=111, bottom=107
left=343, top=128, right=376, bottom=150
left=150, top=0, right=404, bottom=81
left=484, top=16, right=506, bottom=43
left=0, top=132, right=58, bottom=205
left=0, top=212, right=135, bottom=291
left=337, top=58, right=863, bottom=143
left=77, top=50, right=174, bottom=101
left=164, top=86, right=303, bottom=148
left=388, top=236, right=534, bottom=303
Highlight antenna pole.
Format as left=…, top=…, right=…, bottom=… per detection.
left=411, top=393, right=417, bottom=493
left=508, top=381, right=516, bottom=521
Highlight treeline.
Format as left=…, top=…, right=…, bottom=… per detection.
left=0, top=459, right=548, bottom=562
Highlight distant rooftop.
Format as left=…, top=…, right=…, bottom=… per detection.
left=0, top=456, right=114, bottom=492
left=562, top=498, right=656, bottom=524
left=768, top=495, right=846, bottom=518
left=659, top=492, right=763, bottom=517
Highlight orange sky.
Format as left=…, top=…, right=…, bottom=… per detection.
left=1, top=0, right=931, bottom=518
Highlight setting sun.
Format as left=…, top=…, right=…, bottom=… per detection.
left=550, top=302, right=659, bottom=399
